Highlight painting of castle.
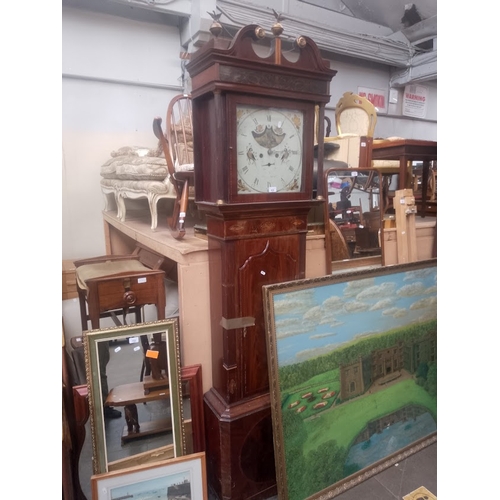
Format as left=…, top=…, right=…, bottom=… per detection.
left=340, top=333, right=436, bottom=400
left=264, top=259, right=437, bottom=500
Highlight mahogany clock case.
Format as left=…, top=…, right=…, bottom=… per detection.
left=185, top=23, right=338, bottom=500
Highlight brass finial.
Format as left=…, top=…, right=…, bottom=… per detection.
left=296, top=36, right=307, bottom=48
left=271, top=9, right=285, bottom=37
left=254, top=26, right=266, bottom=39
left=207, top=10, right=223, bottom=38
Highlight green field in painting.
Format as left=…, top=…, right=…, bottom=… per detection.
left=303, top=378, right=436, bottom=453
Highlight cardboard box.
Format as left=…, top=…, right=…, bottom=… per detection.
left=62, top=260, right=78, bottom=300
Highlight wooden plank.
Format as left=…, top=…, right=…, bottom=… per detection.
left=394, top=189, right=417, bottom=264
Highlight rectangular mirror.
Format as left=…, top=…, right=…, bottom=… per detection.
left=324, top=167, right=383, bottom=273
left=84, top=318, right=185, bottom=475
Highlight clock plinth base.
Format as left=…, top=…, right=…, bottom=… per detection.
left=204, top=388, right=277, bottom=500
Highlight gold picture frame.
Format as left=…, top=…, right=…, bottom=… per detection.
left=91, top=452, right=207, bottom=500
left=263, top=260, right=437, bottom=499
left=84, top=319, right=186, bottom=474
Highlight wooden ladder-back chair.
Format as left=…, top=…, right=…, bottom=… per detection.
left=153, top=94, right=195, bottom=239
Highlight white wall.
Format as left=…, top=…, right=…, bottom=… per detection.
left=62, top=6, right=184, bottom=260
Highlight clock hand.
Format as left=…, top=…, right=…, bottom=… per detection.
left=262, top=162, right=275, bottom=167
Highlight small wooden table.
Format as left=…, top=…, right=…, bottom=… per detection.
left=106, top=382, right=172, bottom=443
left=372, top=139, right=437, bottom=217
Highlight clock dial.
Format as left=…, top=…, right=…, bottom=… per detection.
left=236, top=106, right=304, bottom=194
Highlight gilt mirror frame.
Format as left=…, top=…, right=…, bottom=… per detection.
left=323, top=166, right=384, bottom=274
left=84, top=319, right=186, bottom=475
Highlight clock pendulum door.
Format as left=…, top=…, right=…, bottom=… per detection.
left=203, top=209, right=308, bottom=500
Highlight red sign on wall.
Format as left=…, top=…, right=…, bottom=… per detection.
left=357, top=87, right=388, bottom=114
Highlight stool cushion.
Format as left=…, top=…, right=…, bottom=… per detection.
left=76, top=260, right=150, bottom=291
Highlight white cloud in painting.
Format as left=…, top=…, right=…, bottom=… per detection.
left=404, top=268, right=435, bottom=281
left=275, top=325, right=313, bottom=339
left=322, top=295, right=344, bottom=312
left=304, top=303, right=342, bottom=328
left=303, top=305, right=322, bottom=321
left=318, top=314, right=343, bottom=327
left=369, top=298, right=394, bottom=311
left=275, top=317, right=304, bottom=329
left=356, top=281, right=397, bottom=300
left=310, top=332, right=338, bottom=339
left=424, top=285, right=437, bottom=295
left=397, top=281, right=426, bottom=297
left=275, top=318, right=315, bottom=339
left=273, top=289, right=316, bottom=315
left=343, top=300, right=370, bottom=313
left=410, top=296, right=437, bottom=310
left=382, top=307, right=407, bottom=318
left=343, top=278, right=376, bottom=297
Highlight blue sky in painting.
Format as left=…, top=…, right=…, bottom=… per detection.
left=272, top=267, right=437, bottom=366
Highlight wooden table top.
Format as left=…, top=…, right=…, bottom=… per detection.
left=106, top=381, right=170, bottom=406
left=372, top=139, right=437, bottom=160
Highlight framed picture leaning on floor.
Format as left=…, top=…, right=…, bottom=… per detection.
left=263, top=259, right=437, bottom=499
left=91, top=452, right=207, bottom=500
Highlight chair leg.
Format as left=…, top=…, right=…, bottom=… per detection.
left=77, top=290, right=88, bottom=332
left=176, top=179, right=190, bottom=238
left=168, top=179, right=189, bottom=239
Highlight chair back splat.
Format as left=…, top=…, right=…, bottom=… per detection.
left=335, top=91, right=377, bottom=137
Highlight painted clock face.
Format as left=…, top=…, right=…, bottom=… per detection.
left=236, top=105, right=304, bottom=194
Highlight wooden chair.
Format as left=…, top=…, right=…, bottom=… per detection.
left=153, top=94, right=195, bottom=239
left=335, top=91, right=377, bottom=137
left=324, top=92, right=401, bottom=172
left=325, top=219, right=351, bottom=265
left=322, top=92, right=377, bottom=169
left=412, top=163, right=437, bottom=215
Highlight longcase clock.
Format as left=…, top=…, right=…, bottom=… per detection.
left=186, top=21, right=336, bottom=500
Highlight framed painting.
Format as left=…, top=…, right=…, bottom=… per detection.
left=84, top=319, right=186, bottom=475
left=263, top=260, right=437, bottom=499
left=91, top=452, right=207, bottom=500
